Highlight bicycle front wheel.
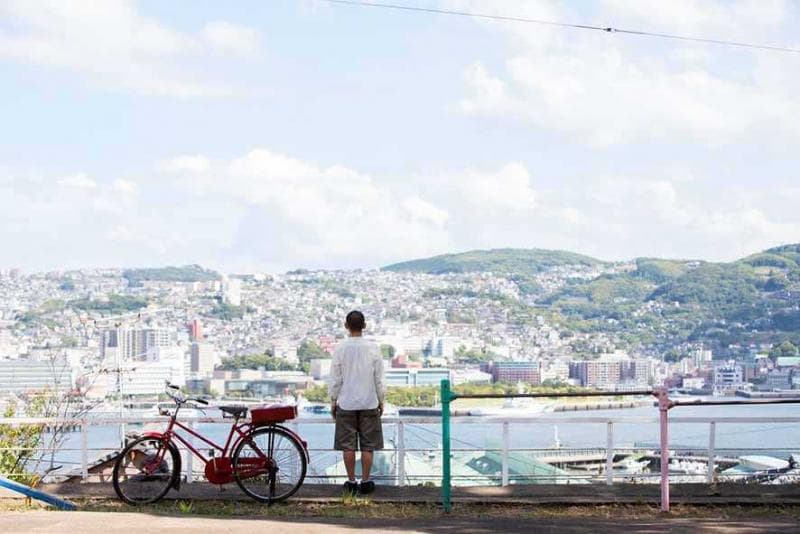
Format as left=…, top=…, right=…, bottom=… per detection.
left=112, top=436, right=179, bottom=505
left=233, top=426, right=307, bottom=502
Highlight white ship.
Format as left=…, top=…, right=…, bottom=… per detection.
left=467, top=397, right=554, bottom=416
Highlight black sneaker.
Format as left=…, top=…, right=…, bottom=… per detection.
left=359, top=480, right=375, bottom=495
left=343, top=481, right=358, bottom=495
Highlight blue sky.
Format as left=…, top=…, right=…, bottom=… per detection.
left=1, top=0, right=799, bottom=272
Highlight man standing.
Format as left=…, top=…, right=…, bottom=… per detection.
left=328, top=310, right=386, bottom=495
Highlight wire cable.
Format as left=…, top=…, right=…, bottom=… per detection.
left=323, top=0, right=800, bottom=54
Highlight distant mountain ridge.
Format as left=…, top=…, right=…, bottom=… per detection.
left=384, top=244, right=800, bottom=351
left=382, top=248, right=604, bottom=275
left=382, top=245, right=800, bottom=276
left=123, top=265, right=221, bottom=287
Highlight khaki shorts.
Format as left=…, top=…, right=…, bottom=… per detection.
left=334, top=407, right=384, bottom=451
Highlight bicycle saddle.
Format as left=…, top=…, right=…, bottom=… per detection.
left=219, top=405, right=248, bottom=418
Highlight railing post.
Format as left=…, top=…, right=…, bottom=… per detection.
left=707, top=421, right=716, bottom=484
left=656, top=388, right=672, bottom=512
left=397, top=420, right=405, bottom=487
left=605, top=421, right=614, bottom=485
left=501, top=421, right=509, bottom=487
left=80, top=420, right=89, bottom=482
left=441, top=379, right=452, bottom=513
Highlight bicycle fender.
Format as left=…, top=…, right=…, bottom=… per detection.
left=139, top=430, right=166, bottom=440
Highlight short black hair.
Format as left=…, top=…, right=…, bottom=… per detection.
left=345, top=310, right=366, bottom=331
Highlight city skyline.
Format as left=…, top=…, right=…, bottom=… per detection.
left=2, top=1, right=799, bottom=272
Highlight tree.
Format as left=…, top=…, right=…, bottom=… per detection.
left=303, top=384, right=330, bottom=403
left=297, top=340, right=329, bottom=363
left=454, top=345, right=498, bottom=364
left=207, top=302, right=248, bottom=321
left=380, top=344, right=396, bottom=359
left=770, top=341, right=799, bottom=361
left=219, top=352, right=297, bottom=371
left=0, top=352, right=101, bottom=484
left=0, top=403, right=42, bottom=484
left=296, top=340, right=329, bottom=374
left=69, top=294, right=147, bottom=315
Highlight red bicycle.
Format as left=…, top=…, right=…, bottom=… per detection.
left=112, top=384, right=308, bottom=505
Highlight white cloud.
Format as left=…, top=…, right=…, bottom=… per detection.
left=1, top=154, right=799, bottom=270
left=158, top=155, right=211, bottom=174
left=165, top=148, right=453, bottom=268
left=57, top=173, right=97, bottom=189
left=112, top=178, right=138, bottom=195
left=455, top=0, right=799, bottom=146
left=202, top=21, right=261, bottom=57
left=0, top=0, right=262, bottom=96
left=401, top=197, right=450, bottom=227
left=459, top=162, right=537, bottom=214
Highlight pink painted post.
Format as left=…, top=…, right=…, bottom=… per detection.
left=656, top=388, right=673, bottom=513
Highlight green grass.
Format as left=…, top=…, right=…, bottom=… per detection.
left=2, top=499, right=800, bottom=520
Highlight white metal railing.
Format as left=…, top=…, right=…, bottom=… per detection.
left=1, top=415, right=799, bottom=486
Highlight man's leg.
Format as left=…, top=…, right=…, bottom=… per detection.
left=343, top=450, right=357, bottom=481
left=360, top=451, right=373, bottom=482
left=357, top=408, right=383, bottom=494
left=334, top=409, right=359, bottom=493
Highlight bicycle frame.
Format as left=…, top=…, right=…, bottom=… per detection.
left=142, top=406, right=269, bottom=485
left=161, top=417, right=253, bottom=467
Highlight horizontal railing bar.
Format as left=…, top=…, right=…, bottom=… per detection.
left=8, top=447, right=797, bottom=456
left=672, top=398, right=800, bottom=407
left=670, top=417, right=800, bottom=423
left=3, top=416, right=800, bottom=425
left=452, top=391, right=654, bottom=399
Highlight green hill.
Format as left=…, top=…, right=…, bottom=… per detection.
left=386, top=244, right=800, bottom=350
left=382, top=248, right=604, bottom=275
left=123, top=265, right=221, bottom=287
left=632, top=258, right=691, bottom=283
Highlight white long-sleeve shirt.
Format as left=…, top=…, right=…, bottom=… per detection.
left=328, top=336, right=386, bottom=411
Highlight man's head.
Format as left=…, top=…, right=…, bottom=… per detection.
left=345, top=310, right=366, bottom=334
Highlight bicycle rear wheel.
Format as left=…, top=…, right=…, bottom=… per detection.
left=233, top=426, right=307, bottom=502
left=112, top=436, right=179, bottom=505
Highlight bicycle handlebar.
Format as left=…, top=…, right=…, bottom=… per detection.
left=164, top=382, right=209, bottom=407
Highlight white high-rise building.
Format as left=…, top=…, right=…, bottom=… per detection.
left=146, top=345, right=187, bottom=387
left=222, top=277, right=242, bottom=306
left=101, top=326, right=174, bottom=362
left=0, top=359, right=73, bottom=394
left=272, top=341, right=298, bottom=364
left=540, top=360, right=570, bottom=383
left=190, top=342, right=217, bottom=377
left=713, top=361, right=744, bottom=395
left=121, top=363, right=176, bottom=396
left=435, top=337, right=460, bottom=359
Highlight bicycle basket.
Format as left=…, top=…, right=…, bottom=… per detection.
left=250, top=404, right=297, bottom=425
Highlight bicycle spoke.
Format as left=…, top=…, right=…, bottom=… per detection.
left=234, top=427, right=306, bottom=502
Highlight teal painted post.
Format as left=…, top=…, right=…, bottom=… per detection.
left=441, top=379, right=452, bottom=512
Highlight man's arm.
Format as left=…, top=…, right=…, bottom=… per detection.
left=328, top=351, right=342, bottom=417
left=374, top=350, right=386, bottom=414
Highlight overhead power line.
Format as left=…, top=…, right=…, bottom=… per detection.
left=323, top=0, right=800, bottom=54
